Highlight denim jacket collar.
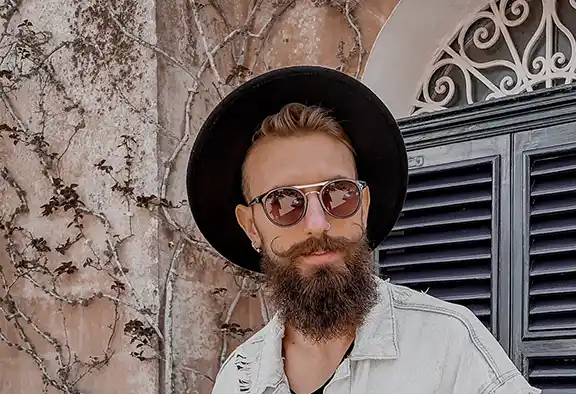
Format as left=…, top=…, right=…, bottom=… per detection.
left=254, top=276, right=399, bottom=392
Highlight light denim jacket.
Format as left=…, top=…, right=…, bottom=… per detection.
left=212, top=277, right=541, bottom=394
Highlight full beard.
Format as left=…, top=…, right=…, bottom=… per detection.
left=260, top=233, right=378, bottom=343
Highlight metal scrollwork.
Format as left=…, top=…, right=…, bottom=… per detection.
left=412, top=0, right=576, bottom=115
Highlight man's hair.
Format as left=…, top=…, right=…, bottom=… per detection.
left=242, top=103, right=356, bottom=201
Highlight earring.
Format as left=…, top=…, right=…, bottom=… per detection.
left=251, top=241, right=261, bottom=254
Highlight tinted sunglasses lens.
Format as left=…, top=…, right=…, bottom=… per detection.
left=321, top=180, right=361, bottom=218
left=264, top=188, right=305, bottom=226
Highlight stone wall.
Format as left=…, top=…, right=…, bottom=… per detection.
left=0, top=0, right=398, bottom=392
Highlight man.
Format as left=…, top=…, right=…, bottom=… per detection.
left=186, top=66, right=540, bottom=394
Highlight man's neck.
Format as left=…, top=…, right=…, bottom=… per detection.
left=282, top=324, right=355, bottom=357
left=281, top=324, right=356, bottom=394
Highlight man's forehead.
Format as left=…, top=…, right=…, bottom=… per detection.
left=244, top=133, right=357, bottom=195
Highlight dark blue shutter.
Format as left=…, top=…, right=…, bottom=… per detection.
left=528, top=152, right=576, bottom=333
left=379, top=160, right=494, bottom=329
left=512, top=130, right=576, bottom=394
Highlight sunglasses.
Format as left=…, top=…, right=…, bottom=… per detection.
left=248, top=178, right=367, bottom=227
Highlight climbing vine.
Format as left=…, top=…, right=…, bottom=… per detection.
left=0, top=0, right=366, bottom=392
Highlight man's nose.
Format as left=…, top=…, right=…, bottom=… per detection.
left=302, top=193, right=330, bottom=235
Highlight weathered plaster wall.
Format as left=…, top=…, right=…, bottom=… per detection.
left=0, top=0, right=399, bottom=393
left=0, top=0, right=159, bottom=393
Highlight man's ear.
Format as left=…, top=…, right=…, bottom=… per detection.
left=361, top=185, right=371, bottom=228
left=235, top=204, right=261, bottom=248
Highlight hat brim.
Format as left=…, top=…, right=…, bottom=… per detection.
left=186, top=66, right=407, bottom=273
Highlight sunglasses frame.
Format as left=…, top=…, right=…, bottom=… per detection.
left=248, top=178, right=367, bottom=227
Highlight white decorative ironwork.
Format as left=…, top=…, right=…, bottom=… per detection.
left=412, top=0, right=576, bottom=115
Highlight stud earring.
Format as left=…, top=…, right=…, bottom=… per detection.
left=251, top=241, right=261, bottom=254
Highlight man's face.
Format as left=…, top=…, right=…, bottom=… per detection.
left=242, top=132, right=367, bottom=266
left=236, top=132, right=378, bottom=341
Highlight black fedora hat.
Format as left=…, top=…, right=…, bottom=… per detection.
left=186, top=65, right=407, bottom=273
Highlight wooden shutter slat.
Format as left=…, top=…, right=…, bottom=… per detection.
left=531, top=216, right=576, bottom=236
left=382, top=247, right=490, bottom=268
left=402, top=189, right=492, bottom=211
left=531, top=199, right=576, bottom=216
left=389, top=264, right=491, bottom=285
left=531, top=176, right=576, bottom=197
left=381, top=227, right=491, bottom=250
left=531, top=153, right=576, bottom=176
left=407, top=172, right=491, bottom=193
left=531, top=257, right=576, bottom=276
left=395, top=208, right=491, bottom=231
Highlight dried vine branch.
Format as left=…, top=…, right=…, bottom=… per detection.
left=162, top=236, right=185, bottom=394
left=190, top=0, right=224, bottom=88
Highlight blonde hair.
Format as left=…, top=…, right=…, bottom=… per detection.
left=242, top=103, right=356, bottom=200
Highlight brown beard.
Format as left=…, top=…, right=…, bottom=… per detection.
left=260, top=232, right=378, bottom=343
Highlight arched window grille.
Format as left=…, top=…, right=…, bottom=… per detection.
left=412, top=0, right=576, bottom=115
